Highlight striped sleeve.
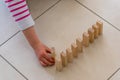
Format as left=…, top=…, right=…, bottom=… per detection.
left=4, top=0, right=35, bottom=30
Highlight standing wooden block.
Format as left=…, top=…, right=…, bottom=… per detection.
left=83, top=32, right=89, bottom=47
left=61, top=52, right=68, bottom=67
left=51, top=47, right=56, bottom=59
left=96, top=21, right=103, bottom=35
left=88, top=28, right=94, bottom=43
left=66, top=48, right=73, bottom=63
left=76, top=38, right=83, bottom=53
left=55, top=55, right=62, bottom=72
left=71, top=43, right=78, bottom=57
left=92, top=24, right=99, bottom=38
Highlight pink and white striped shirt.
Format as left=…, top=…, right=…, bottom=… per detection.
left=4, top=0, right=34, bottom=30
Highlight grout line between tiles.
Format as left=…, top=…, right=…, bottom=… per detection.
left=0, top=54, right=28, bottom=80
left=107, top=68, right=120, bottom=80
left=0, top=30, right=20, bottom=47
left=34, top=0, right=61, bottom=21
left=75, top=0, right=120, bottom=32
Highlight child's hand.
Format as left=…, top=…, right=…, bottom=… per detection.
left=23, top=27, right=54, bottom=67
left=34, top=43, right=55, bottom=67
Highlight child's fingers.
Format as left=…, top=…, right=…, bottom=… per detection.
left=45, top=46, right=52, bottom=53
left=43, top=53, right=55, bottom=63
left=40, top=61, right=47, bottom=67
left=40, top=57, right=53, bottom=66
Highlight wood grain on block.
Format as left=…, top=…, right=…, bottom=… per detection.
left=71, top=43, right=78, bottom=57
left=96, top=21, right=103, bottom=35
left=92, top=24, right=99, bottom=38
left=61, top=52, right=68, bottom=67
left=55, top=55, right=63, bottom=72
left=76, top=38, right=83, bottom=53
left=88, top=28, right=94, bottom=43
left=83, top=32, right=89, bottom=47
left=51, top=47, right=56, bottom=59
left=66, top=48, right=73, bottom=63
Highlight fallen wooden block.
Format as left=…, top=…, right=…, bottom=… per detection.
left=88, top=28, right=94, bottom=43
left=55, top=55, right=63, bottom=72
left=92, top=24, right=99, bottom=39
left=51, top=47, right=56, bottom=59
left=96, top=21, right=103, bottom=35
left=83, top=32, right=89, bottom=47
left=66, top=48, right=73, bottom=63
left=71, top=43, right=78, bottom=57
left=76, top=38, right=83, bottom=52
left=61, top=52, right=68, bottom=67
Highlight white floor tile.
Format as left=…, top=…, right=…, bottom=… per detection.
left=1, top=0, right=120, bottom=80
left=76, top=0, right=120, bottom=29
left=0, top=0, right=19, bottom=46
left=27, top=0, right=60, bottom=19
left=0, top=56, right=26, bottom=80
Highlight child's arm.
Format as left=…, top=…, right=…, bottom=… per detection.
left=4, top=0, right=34, bottom=30
left=4, top=0, right=55, bottom=66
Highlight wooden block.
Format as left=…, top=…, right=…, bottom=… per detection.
left=96, top=21, right=103, bottom=35
left=51, top=47, right=56, bottom=59
left=66, top=48, right=73, bottom=63
left=76, top=38, right=83, bottom=52
left=71, top=43, right=78, bottom=57
left=82, top=32, right=89, bottom=47
left=92, top=24, right=99, bottom=38
left=88, top=28, right=94, bottom=43
left=55, top=55, right=62, bottom=72
left=61, top=52, right=68, bottom=67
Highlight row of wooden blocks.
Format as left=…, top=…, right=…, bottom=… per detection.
left=52, top=21, right=103, bottom=72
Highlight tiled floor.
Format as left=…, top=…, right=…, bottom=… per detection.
left=27, top=0, right=60, bottom=19
left=109, top=68, right=120, bottom=80
left=76, top=0, right=120, bottom=29
left=0, top=54, right=26, bottom=80
left=1, top=0, right=120, bottom=80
